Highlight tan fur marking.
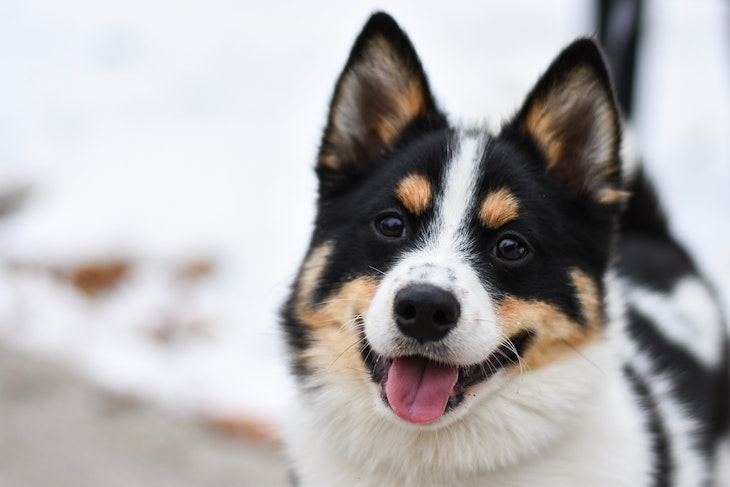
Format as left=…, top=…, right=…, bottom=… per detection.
left=524, top=105, right=562, bottom=170
left=295, top=242, right=333, bottom=310
left=294, top=242, right=378, bottom=381
left=597, top=188, right=631, bottom=205
left=570, top=268, right=603, bottom=330
left=374, top=80, right=427, bottom=147
left=297, top=277, right=378, bottom=382
left=396, top=174, right=432, bottom=215
left=496, top=269, right=603, bottom=371
left=367, top=36, right=427, bottom=145
left=319, top=153, right=340, bottom=170
left=478, top=188, right=520, bottom=228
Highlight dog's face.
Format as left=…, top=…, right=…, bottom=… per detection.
left=284, top=13, right=626, bottom=427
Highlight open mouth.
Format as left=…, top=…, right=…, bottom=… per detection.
left=363, top=331, right=533, bottom=424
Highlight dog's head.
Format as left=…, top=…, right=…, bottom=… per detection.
left=284, top=12, right=626, bottom=427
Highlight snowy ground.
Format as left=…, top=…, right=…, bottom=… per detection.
left=0, top=344, right=288, bottom=487
left=0, top=0, right=728, bottom=439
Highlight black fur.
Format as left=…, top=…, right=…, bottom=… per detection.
left=617, top=170, right=696, bottom=291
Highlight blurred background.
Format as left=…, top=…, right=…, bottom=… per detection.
left=0, top=0, right=727, bottom=485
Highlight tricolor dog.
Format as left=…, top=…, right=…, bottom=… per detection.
left=281, top=12, right=730, bottom=486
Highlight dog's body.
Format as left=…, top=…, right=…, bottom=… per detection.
left=281, top=13, right=730, bottom=486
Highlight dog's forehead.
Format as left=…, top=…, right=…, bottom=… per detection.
left=391, top=130, right=523, bottom=236
left=431, top=134, right=485, bottom=245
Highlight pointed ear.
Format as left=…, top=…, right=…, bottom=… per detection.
left=317, top=13, right=441, bottom=176
left=508, top=38, right=628, bottom=205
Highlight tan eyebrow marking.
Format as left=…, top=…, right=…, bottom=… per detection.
left=395, top=174, right=432, bottom=215
left=478, top=188, right=521, bottom=228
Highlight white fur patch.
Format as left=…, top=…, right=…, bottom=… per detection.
left=625, top=277, right=725, bottom=368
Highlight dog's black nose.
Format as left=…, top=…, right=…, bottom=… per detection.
left=393, top=284, right=460, bottom=343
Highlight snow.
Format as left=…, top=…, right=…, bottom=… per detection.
left=0, top=0, right=727, bottom=426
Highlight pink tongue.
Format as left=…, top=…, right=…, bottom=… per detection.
left=384, top=357, right=459, bottom=424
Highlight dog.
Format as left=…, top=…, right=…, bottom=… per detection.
left=280, top=12, right=730, bottom=486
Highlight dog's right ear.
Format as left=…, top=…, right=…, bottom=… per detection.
left=316, top=13, right=442, bottom=190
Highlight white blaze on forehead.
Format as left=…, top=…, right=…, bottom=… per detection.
left=430, top=134, right=485, bottom=251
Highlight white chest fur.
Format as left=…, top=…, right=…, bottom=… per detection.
left=286, top=337, right=653, bottom=487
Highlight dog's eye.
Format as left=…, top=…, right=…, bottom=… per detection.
left=495, top=236, right=529, bottom=262
left=375, top=214, right=406, bottom=239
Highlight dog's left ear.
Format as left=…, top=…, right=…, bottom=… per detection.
left=507, top=38, right=627, bottom=205
left=317, top=13, right=442, bottom=185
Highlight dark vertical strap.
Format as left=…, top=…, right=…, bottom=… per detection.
left=598, top=0, right=643, bottom=118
